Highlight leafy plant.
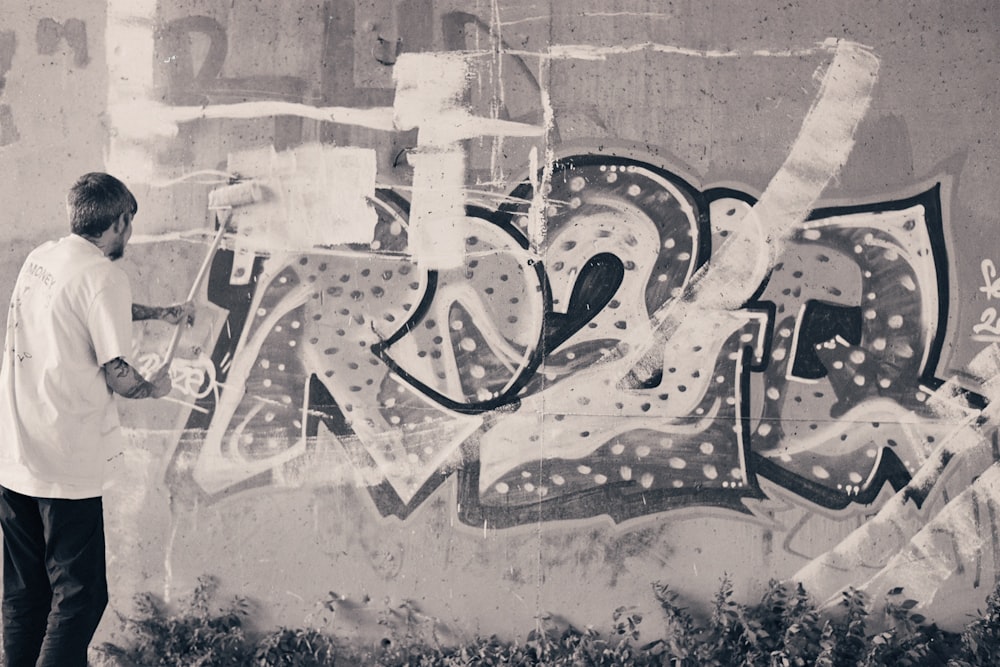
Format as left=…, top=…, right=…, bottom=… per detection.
left=97, top=574, right=252, bottom=666
left=94, top=574, right=1000, bottom=666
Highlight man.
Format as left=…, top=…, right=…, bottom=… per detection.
left=0, top=172, right=193, bottom=665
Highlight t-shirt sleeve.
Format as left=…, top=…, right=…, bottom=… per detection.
left=87, top=272, right=133, bottom=366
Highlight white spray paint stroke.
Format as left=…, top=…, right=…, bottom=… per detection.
left=625, top=39, right=880, bottom=383
left=515, top=37, right=853, bottom=61
left=112, top=100, right=398, bottom=141
left=393, top=52, right=545, bottom=269
left=105, top=0, right=158, bottom=181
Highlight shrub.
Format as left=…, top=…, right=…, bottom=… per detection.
left=96, top=576, right=1000, bottom=666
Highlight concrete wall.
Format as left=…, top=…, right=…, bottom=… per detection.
left=2, top=0, right=1000, bottom=646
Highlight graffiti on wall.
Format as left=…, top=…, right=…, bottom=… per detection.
left=104, top=2, right=989, bottom=529
left=0, top=18, right=91, bottom=148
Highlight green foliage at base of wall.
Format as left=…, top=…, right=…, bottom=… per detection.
left=96, top=575, right=1000, bottom=666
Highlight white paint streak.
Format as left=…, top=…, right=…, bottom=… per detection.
left=105, top=0, right=158, bottom=180
left=628, top=40, right=879, bottom=383
left=508, top=37, right=852, bottom=62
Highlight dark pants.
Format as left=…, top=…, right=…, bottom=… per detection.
left=0, top=486, right=107, bottom=667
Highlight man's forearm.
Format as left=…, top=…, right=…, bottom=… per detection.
left=132, top=303, right=165, bottom=321
left=103, top=357, right=158, bottom=398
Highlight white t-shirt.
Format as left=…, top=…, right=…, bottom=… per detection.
left=0, top=234, right=132, bottom=499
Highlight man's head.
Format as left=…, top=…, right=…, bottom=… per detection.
left=67, top=172, right=137, bottom=260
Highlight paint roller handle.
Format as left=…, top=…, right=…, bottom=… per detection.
left=161, top=214, right=230, bottom=368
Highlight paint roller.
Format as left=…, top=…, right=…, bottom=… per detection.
left=160, top=180, right=262, bottom=368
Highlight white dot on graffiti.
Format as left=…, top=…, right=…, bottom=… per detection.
left=620, top=466, right=633, bottom=480
left=884, top=249, right=899, bottom=261
left=664, top=238, right=676, bottom=249
left=672, top=479, right=684, bottom=488
left=803, top=229, right=822, bottom=240
left=241, top=433, right=254, bottom=445
left=866, top=292, right=877, bottom=301
left=888, top=315, right=904, bottom=329
left=257, top=308, right=267, bottom=317
left=879, top=378, right=892, bottom=388
left=450, top=319, right=464, bottom=331
left=279, top=276, right=288, bottom=284
left=264, top=412, right=275, bottom=422
left=726, top=397, right=737, bottom=405
left=274, top=325, right=283, bottom=333
left=700, top=442, right=714, bottom=455
left=470, top=365, right=486, bottom=379
left=901, top=275, right=916, bottom=291
left=569, top=197, right=582, bottom=209
left=594, top=474, right=608, bottom=485
left=495, top=483, right=510, bottom=494
left=864, top=233, right=875, bottom=244
left=656, top=273, right=668, bottom=283
left=772, top=348, right=787, bottom=361
left=659, top=438, right=674, bottom=449
left=716, top=375, right=726, bottom=383
left=611, top=443, right=626, bottom=455
left=668, top=457, right=687, bottom=469
left=577, top=465, right=592, bottom=475
left=757, top=423, right=773, bottom=436
left=278, top=364, right=286, bottom=371
left=390, top=416, right=401, bottom=425
left=873, top=338, right=887, bottom=351
left=849, top=350, right=866, bottom=364
left=291, top=321, right=301, bottom=329
left=812, top=465, right=831, bottom=480
left=460, top=338, right=477, bottom=352
left=853, top=375, right=866, bottom=386
left=523, top=483, right=535, bottom=493
left=552, top=475, right=566, bottom=486
left=740, top=333, right=754, bottom=343
left=262, top=379, right=272, bottom=388
left=289, top=340, right=297, bottom=348
left=569, top=176, right=586, bottom=192
left=866, top=448, right=877, bottom=458
left=778, top=328, right=792, bottom=338
left=627, top=184, right=641, bottom=197
left=703, top=464, right=718, bottom=480
left=730, top=468, right=742, bottom=479
left=849, top=472, right=863, bottom=484
left=864, top=309, right=877, bottom=320
left=766, top=387, right=780, bottom=400
left=677, top=252, right=691, bottom=261
left=606, top=172, right=618, bottom=183
left=833, top=360, right=844, bottom=370
left=521, top=470, right=532, bottom=478
left=640, top=473, right=655, bottom=489
left=915, top=391, right=927, bottom=402
left=260, top=359, right=270, bottom=369
left=636, top=445, right=651, bottom=457
left=854, top=244, right=864, bottom=254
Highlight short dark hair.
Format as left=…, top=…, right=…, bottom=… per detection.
left=67, top=172, right=138, bottom=237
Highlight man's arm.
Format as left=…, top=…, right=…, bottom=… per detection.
left=131, top=302, right=195, bottom=325
left=103, top=357, right=171, bottom=399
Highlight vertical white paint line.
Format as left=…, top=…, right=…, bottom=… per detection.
left=628, top=40, right=880, bottom=383
left=105, top=0, right=157, bottom=181
left=393, top=53, right=473, bottom=269
left=531, top=55, right=554, bottom=254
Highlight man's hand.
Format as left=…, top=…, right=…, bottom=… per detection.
left=160, top=301, right=196, bottom=326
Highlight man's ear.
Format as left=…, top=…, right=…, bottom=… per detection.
left=114, top=212, right=131, bottom=232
